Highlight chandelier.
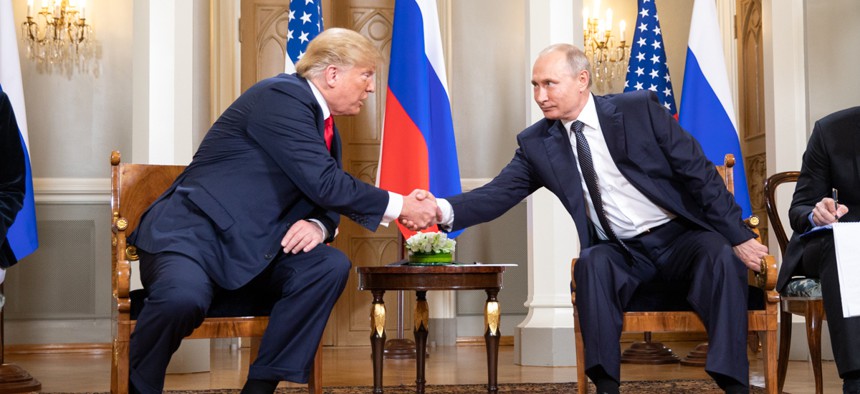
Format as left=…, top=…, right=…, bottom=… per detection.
left=21, top=0, right=95, bottom=69
left=583, top=2, right=629, bottom=94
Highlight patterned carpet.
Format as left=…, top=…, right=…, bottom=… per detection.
left=51, top=380, right=774, bottom=393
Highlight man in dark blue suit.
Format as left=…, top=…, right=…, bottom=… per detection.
left=128, top=28, right=438, bottom=394
left=0, top=90, right=26, bottom=280
left=777, top=106, right=859, bottom=394
left=432, top=44, right=769, bottom=393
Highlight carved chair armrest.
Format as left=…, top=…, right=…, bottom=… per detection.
left=112, top=215, right=134, bottom=315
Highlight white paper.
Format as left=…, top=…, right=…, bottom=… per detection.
left=833, top=222, right=860, bottom=317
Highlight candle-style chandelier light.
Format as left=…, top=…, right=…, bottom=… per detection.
left=20, top=0, right=95, bottom=70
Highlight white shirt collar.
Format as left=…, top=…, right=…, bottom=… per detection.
left=563, top=93, right=599, bottom=134
left=306, top=79, right=331, bottom=119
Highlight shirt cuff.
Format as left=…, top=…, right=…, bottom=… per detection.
left=381, top=192, right=403, bottom=227
left=807, top=211, right=816, bottom=227
left=437, top=198, right=454, bottom=231
left=306, top=218, right=329, bottom=240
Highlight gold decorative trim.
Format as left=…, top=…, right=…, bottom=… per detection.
left=485, top=301, right=500, bottom=336
left=115, top=217, right=128, bottom=231
left=414, top=300, right=429, bottom=331
left=125, top=245, right=139, bottom=261
left=371, top=303, right=386, bottom=337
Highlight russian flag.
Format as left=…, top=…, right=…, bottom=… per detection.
left=378, top=0, right=462, bottom=237
left=679, top=0, right=752, bottom=217
left=1, top=0, right=39, bottom=262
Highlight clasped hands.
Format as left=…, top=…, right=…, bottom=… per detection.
left=399, top=189, right=443, bottom=231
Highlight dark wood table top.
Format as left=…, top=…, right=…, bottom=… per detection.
left=356, top=262, right=507, bottom=291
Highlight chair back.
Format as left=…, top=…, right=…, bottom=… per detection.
left=110, top=151, right=185, bottom=256
left=763, top=171, right=801, bottom=255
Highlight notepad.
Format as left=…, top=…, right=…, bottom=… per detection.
left=834, top=222, right=860, bottom=317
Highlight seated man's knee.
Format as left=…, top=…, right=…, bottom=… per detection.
left=317, top=246, right=351, bottom=280
left=574, top=245, right=621, bottom=284
left=147, top=282, right=210, bottom=323
left=698, top=236, right=746, bottom=278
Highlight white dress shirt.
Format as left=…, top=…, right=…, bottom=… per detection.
left=437, top=94, right=674, bottom=239
left=565, top=94, right=674, bottom=240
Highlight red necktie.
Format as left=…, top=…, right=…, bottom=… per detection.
left=324, top=116, right=334, bottom=151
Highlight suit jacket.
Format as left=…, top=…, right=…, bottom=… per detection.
left=0, top=91, right=26, bottom=269
left=447, top=90, right=754, bottom=250
left=777, top=106, right=860, bottom=291
left=130, top=74, right=389, bottom=290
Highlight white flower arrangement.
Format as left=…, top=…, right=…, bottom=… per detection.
left=405, top=231, right=456, bottom=255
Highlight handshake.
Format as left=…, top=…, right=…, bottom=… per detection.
left=399, top=189, right=444, bottom=231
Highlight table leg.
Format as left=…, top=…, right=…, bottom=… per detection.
left=414, top=291, right=429, bottom=394
left=484, top=289, right=500, bottom=394
left=370, top=290, right=387, bottom=394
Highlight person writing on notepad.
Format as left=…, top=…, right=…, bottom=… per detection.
left=777, top=106, right=859, bottom=394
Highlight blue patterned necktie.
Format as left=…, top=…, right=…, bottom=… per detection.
left=572, top=120, right=631, bottom=258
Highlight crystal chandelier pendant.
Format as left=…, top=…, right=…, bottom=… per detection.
left=20, top=0, right=96, bottom=72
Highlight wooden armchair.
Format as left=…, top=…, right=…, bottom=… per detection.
left=110, top=151, right=322, bottom=394
left=764, top=171, right=825, bottom=394
left=570, top=154, right=779, bottom=394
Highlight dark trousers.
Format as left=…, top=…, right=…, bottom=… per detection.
left=798, top=234, right=860, bottom=377
left=128, top=246, right=350, bottom=394
left=573, top=219, right=750, bottom=386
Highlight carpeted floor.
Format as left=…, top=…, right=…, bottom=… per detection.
left=49, top=380, right=774, bottom=393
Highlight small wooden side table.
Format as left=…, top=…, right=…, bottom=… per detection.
left=356, top=263, right=507, bottom=394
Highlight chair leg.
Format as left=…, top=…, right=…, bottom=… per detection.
left=113, top=338, right=129, bottom=394
left=308, top=341, right=323, bottom=394
left=777, top=309, right=792, bottom=394
left=574, top=307, right=588, bottom=394
left=250, top=337, right=261, bottom=363
left=761, top=328, right=778, bottom=394
left=806, top=302, right=824, bottom=394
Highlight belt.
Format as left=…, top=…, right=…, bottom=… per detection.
left=631, top=219, right=676, bottom=239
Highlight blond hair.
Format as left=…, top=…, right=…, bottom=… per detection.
left=538, top=43, right=592, bottom=88
left=296, top=28, right=384, bottom=79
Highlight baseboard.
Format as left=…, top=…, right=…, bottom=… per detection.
left=5, top=343, right=111, bottom=355
left=456, top=336, right=515, bottom=346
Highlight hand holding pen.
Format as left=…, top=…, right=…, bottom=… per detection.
left=833, top=188, right=840, bottom=222
left=811, top=189, right=848, bottom=226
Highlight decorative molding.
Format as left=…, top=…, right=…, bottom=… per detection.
left=28, top=177, right=493, bottom=205
left=33, top=178, right=111, bottom=204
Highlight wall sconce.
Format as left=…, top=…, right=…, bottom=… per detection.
left=21, top=0, right=94, bottom=69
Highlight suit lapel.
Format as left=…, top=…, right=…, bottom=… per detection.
left=593, top=95, right=677, bottom=214
left=543, top=120, right=592, bottom=245
left=595, top=98, right=628, bottom=163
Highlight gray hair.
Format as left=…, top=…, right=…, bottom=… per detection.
left=538, top=43, right=592, bottom=88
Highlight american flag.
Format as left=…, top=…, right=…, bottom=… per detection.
left=624, top=0, right=677, bottom=117
left=285, top=0, right=324, bottom=73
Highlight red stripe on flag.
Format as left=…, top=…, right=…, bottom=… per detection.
left=378, top=89, right=436, bottom=235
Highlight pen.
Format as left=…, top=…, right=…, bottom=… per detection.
left=833, top=188, right=839, bottom=221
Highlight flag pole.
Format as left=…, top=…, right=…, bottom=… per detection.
left=0, top=284, right=41, bottom=392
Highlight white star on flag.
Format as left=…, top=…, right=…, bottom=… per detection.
left=285, top=0, right=324, bottom=73
left=624, top=0, right=677, bottom=117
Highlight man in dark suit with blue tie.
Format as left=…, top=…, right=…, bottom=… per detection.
left=127, top=28, right=439, bottom=394
left=0, top=90, right=26, bottom=279
left=431, top=44, right=769, bottom=393
left=777, top=106, right=859, bottom=394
